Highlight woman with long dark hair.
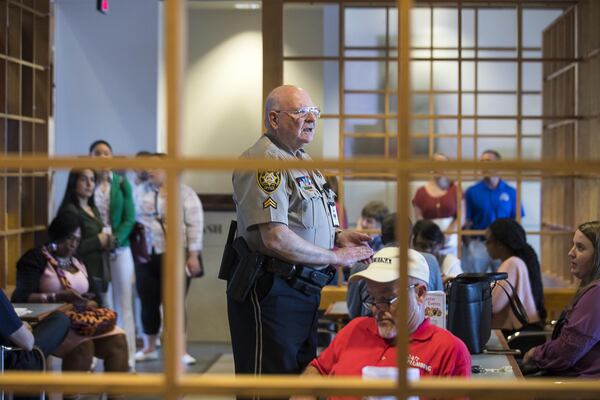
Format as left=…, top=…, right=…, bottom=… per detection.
left=485, top=218, right=546, bottom=332
left=523, top=221, right=600, bottom=377
left=59, top=169, right=115, bottom=293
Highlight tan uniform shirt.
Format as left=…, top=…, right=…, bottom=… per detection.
left=232, top=134, right=338, bottom=268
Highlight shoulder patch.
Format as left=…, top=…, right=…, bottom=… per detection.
left=257, top=170, right=282, bottom=194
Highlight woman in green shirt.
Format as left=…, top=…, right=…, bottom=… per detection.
left=89, top=140, right=137, bottom=370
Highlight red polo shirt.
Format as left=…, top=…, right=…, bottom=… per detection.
left=310, top=317, right=471, bottom=378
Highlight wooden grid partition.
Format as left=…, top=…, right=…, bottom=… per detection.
left=0, top=0, right=51, bottom=288
left=3, top=1, right=600, bottom=400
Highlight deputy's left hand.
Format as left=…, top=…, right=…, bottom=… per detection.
left=336, top=230, right=371, bottom=248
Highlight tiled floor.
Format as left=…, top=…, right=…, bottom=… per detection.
left=56, top=342, right=236, bottom=400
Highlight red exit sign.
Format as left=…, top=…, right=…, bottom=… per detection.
left=97, top=0, right=109, bottom=14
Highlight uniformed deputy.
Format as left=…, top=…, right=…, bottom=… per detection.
left=226, top=85, right=374, bottom=377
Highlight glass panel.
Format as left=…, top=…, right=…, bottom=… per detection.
left=433, top=61, right=459, bottom=91
left=478, top=9, right=516, bottom=47
left=432, top=8, right=458, bottom=48
left=522, top=138, right=542, bottom=160
left=411, top=61, right=430, bottom=91
left=345, top=137, right=387, bottom=158
left=411, top=136, right=428, bottom=157
left=523, top=119, right=542, bottom=135
left=460, top=137, right=477, bottom=160
left=477, top=94, right=517, bottom=116
left=411, top=8, right=430, bottom=48
left=343, top=179, right=397, bottom=225
left=345, top=49, right=387, bottom=57
left=461, top=94, right=475, bottom=115
left=435, top=119, right=458, bottom=135
left=522, top=62, right=543, bottom=91
left=461, top=9, right=475, bottom=48
left=434, top=137, right=459, bottom=158
left=434, top=94, right=458, bottom=115
left=521, top=180, right=542, bottom=231
left=462, top=119, right=475, bottom=134
left=477, top=62, right=517, bottom=91
left=412, top=94, right=429, bottom=115
left=522, top=94, right=542, bottom=116
left=461, top=61, right=475, bottom=91
left=476, top=137, right=517, bottom=159
left=388, top=8, right=398, bottom=48
left=345, top=8, right=387, bottom=47
left=284, top=3, right=339, bottom=57
left=523, top=50, right=542, bottom=59
left=284, top=60, right=339, bottom=115
left=318, top=118, right=340, bottom=159
left=344, top=93, right=386, bottom=115
left=478, top=50, right=517, bottom=58
left=345, top=118, right=385, bottom=134
left=345, top=61, right=386, bottom=90
left=432, top=49, right=458, bottom=58
left=477, top=119, right=517, bottom=135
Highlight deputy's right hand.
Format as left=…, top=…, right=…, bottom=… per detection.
left=333, top=245, right=374, bottom=267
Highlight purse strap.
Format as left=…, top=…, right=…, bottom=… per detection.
left=495, top=279, right=530, bottom=326
left=41, top=247, right=73, bottom=291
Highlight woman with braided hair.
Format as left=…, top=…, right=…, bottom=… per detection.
left=484, top=218, right=546, bottom=333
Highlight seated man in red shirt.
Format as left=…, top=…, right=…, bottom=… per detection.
left=305, top=247, right=471, bottom=379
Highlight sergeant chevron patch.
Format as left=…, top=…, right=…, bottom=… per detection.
left=263, top=197, right=277, bottom=209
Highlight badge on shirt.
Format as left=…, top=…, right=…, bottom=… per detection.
left=499, top=192, right=510, bottom=202
left=257, top=170, right=282, bottom=194
left=295, top=176, right=317, bottom=193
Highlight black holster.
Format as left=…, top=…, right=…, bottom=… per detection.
left=218, top=220, right=239, bottom=281
left=219, top=222, right=265, bottom=303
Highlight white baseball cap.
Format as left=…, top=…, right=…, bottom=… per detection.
left=349, top=247, right=429, bottom=284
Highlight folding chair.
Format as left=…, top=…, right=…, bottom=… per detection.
left=1, top=345, right=46, bottom=400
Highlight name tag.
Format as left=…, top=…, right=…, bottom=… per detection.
left=329, top=201, right=340, bottom=227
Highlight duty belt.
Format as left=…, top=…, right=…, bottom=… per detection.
left=263, top=257, right=335, bottom=295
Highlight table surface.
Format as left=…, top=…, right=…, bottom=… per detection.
left=324, top=301, right=522, bottom=379
left=12, top=303, right=70, bottom=323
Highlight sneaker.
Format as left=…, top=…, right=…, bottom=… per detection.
left=181, top=353, right=196, bottom=365
left=135, top=349, right=159, bottom=362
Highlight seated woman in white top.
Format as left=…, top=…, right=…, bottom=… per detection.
left=485, top=218, right=546, bottom=334
left=412, top=219, right=463, bottom=283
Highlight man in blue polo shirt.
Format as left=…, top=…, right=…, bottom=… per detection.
left=463, top=150, right=524, bottom=272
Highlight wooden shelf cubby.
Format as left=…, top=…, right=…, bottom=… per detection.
left=0, top=0, right=51, bottom=288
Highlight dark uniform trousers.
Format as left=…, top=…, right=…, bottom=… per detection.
left=227, top=272, right=320, bottom=375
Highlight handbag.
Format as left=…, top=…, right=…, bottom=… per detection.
left=447, top=272, right=531, bottom=354
left=447, top=272, right=507, bottom=354
left=41, top=247, right=117, bottom=337
left=129, top=222, right=151, bottom=264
